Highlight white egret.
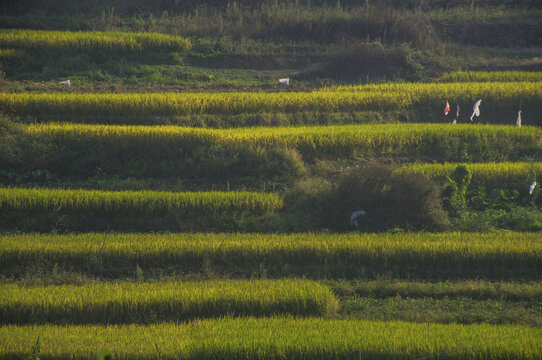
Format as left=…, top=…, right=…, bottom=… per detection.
left=516, top=110, right=522, bottom=127
left=59, top=79, right=71, bottom=86
left=350, top=209, right=367, bottom=227
left=470, top=99, right=481, bottom=122
left=529, top=181, right=537, bottom=195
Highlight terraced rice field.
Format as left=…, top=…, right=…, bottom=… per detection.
left=1, top=14, right=541, bottom=359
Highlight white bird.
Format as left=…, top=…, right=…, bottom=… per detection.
left=516, top=110, right=522, bottom=127
left=529, top=181, right=537, bottom=195
left=59, top=79, right=71, bottom=86
left=470, top=99, right=481, bottom=122
left=279, top=78, right=290, bottom=85
left=350, top=209, right=367, bottom=227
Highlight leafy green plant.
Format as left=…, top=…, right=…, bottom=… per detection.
left=26, top=336, right=40, bottom=360
left=442, top=165, right=471, bottom=217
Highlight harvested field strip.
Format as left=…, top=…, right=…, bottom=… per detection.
left=0, top=29, right=191, bottom=53
left=2, top=232, right=540, bottom=280
left=329, top=280, right=542, bottom=301
left=339, top=297, right=542, bottom=326
left=0, top=279, right=337, bottom=324
left=1, top=318, right=541, bottom=360
left=398, top=162, right=542, bottom=187
left=17, top=123, right=542, bottom=164
left=1, top=81, right=541, bottom=116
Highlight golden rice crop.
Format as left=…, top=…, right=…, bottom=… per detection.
left=2, top=232, right=540, bottom=280
left=0, top=29, right=191, bottom=53
left=1, top=318, right=541, bottom=359
left=1, top=81, right=540, bottom=116
left=0, top=279, right=338, bottom=324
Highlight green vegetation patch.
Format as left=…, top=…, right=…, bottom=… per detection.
left=1, top=318, right=541, bottom=360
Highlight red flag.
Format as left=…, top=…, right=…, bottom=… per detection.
left=444, top=100, right=450, bottom=115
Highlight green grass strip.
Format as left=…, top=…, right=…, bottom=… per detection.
left=1, top=318, right=541, bottom=359
left=0, top=29, right=191, bottom=53
left=2, top=232, right=541, bottom=280
left=0, top=279, right=337, bottom=325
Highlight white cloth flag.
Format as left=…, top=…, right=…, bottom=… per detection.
left=529, top=181, right=537, bottom=195
left=470, top=99, right=481, bottom=122
left=516, top=110, right=522, bottom=127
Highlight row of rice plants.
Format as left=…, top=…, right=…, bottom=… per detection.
left=0, top=29, right=191, bottom=53
left=0, top=279, right=338, bottom=324
left=14, top=123, right=542, bottom=167
left=0, top=187, right=282, bottom=232
left=1, top=318, right=540, bottom=359
left=0, top=187, right=281, bottom=214
left=436, top=71, right=542, bottom=83
left=1, top=81, right=540, bottom=116
left=398, top=162, right=542, bottom=187
left=2, top=232, right=540, bottom=280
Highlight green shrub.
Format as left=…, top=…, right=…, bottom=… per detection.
left=284, top=166, right=447, bottom=231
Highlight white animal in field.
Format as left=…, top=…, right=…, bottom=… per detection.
left=59, top=79, right=71, bottom=86
left=279, top=78, right=290, bottom=85
left=350, top=209, right=367, bottom=227
left=529, top=181, right=537, bottom=195
left=516, top=110, right=522, bottom=127
left=470, top=99, right=481, bottom=122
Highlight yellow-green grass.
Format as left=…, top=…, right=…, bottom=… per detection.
left=0, top=188, right=282, bottom=232
left=397, top=162, right=542, bottom=187
left=0, top=187, right=281, bottom=214
left=0, top=279, right=338, bottom=324
left=0, top=29, right=191, bottom=53
left=1, top=81, right=540, bottom=116
left=2, top=232, right=541, bottom=280
left=1, top=318, right=541, bottom=359
left=436, top=71, right=542, bottom=83
left=20, top=123, right=542, bottom=162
